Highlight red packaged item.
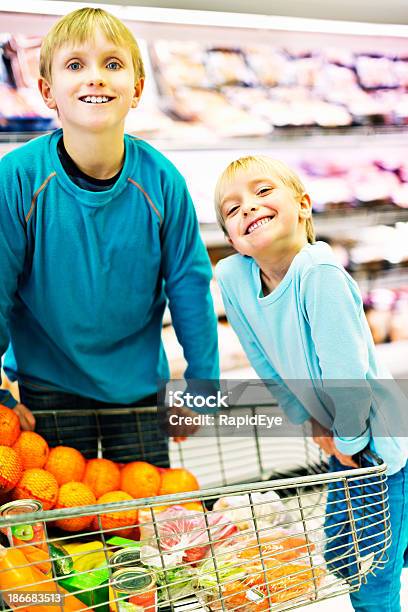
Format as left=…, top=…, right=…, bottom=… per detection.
left=139, top=505, right=238, bottom=565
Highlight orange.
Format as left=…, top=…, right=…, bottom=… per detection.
left=92, top=491, right=138, bottom=538
left=138, top=501, right=203, bottom=525
left=54, top=482, right=96, bottom=532
left=180, top=501, right=203, bottom=512
left=45, top=446, right=86, bottom=485
left=82, top=458, right=121, bottom=498
left=0, top=405, right=20, bottom=447
left=158, top=468, right=199, bottom=496
left=13, top=431, right=49, bottom=469
left=120, top=462, right=161, bottom=499
left=12, top=468, right=58, bottom=510
left=0, top=446, right=23, bottom=492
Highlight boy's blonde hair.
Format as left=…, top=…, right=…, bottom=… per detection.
left=215, top=155, right=315, bottom=244
left=40, top=7, right=145, bottom=84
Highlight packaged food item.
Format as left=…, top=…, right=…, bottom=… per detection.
left=245, top=47, right=289, bottom=87
left=154, top=565, right=197, bottom=604
left=237, top=531, right=315, bottom=563
left=0, top=544, right=86, bottom=611
left=60, top=567, right=110, bottom=612
left=139, top=505, right=238, bottom=565
left=110, top=546, right=142, bottom=571
left=205, top=49, right=255, bottom=86
left=62, top=539, right=107, bottom=572
left=150, top=40, right=209, bottom=90
left=355, top=55, right=399, bottom=90
left=107, top=536, right=142, bottom=549
left=0, top=499, right=51, bottom=573
left=0, top=499, right=47, bottom=550
left=244, top=558, right=325, bottom=604
left=49, top=542, right=74, bottom=576
left=19, top=544, right=51, bottom=575
left=110, top=567, right=156, bottom=612
left=213, top=491, right=286, bottom=530
left=199, top=558, right=325, bottom=611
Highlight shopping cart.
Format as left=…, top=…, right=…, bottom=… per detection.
left=0, top=405, right=390, bottom=612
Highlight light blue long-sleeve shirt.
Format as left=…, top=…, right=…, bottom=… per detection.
left=216, top=241, right=408, bottom=475
left=0, top=129, right=219, bottom=406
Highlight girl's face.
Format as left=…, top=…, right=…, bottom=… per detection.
left=220, top=169, right=311, bottom=257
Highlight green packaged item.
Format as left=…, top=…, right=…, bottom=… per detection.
left=106, top=537, right=142, bottom=549
left=49, top=542, right=74, bottom=576
left=60, top=567, right=110, bottom=612
left=155, top=565, right=197, bottom=604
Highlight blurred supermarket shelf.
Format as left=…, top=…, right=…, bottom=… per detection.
left=1, top=125, right=408, bottom=154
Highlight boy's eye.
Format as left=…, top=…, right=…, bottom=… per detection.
left=106, top=61, right=121, bottom=70
left=67, top=61, right=81, bottom=71
left=257, top=187, right=273, bottom=196
left=226, top=205, right=239, bottom=216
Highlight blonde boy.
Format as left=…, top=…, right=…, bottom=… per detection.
left=0, top=8, right=218, bottom=462
left=215, top=155, right=408, bottom=610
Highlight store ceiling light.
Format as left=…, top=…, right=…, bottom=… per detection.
left=3, top=0, right=408, bottom=37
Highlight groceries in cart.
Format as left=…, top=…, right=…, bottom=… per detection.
left=0, top=403, right=390, bottom=612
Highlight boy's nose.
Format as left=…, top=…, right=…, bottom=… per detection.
left=242, top=203, right=258, bottom=216
left=88, top=78, right=106, bottom=87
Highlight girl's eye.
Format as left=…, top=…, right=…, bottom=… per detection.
left=67, top=62, right=81, bottom=71
left=107, top=61, right=121, bottom=70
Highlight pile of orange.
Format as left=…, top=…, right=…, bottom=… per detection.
left=13, top=468, right=59, bottom=510
left=45, top=446, right=86, bottom=485
left=0, top=446, right=23, bottom=493
left=1, top=404, right=202, bottom=535
left=92, top=490, right=138, bottom=538
left=13, top=431, right=49, bottom=469
left=159, top=468, right=199, bottom=496
left=120, top=461, right=161, bottom=498
left=0, top=405, right=20, bottom=447
left=83, top=458, right=121, bottom=498
left=54, top=482, right=96, bottom=531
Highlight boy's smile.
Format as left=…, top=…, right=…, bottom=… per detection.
left=221, top=171, right=311, bottom=258
left=38, top=28, right=143, bottom=135
left=246, top=213, right=276, bottom=235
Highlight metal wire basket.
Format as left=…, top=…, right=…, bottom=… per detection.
left=0, top=406, right=390, bottom=612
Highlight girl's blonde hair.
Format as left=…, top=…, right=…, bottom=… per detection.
left=40, top=7, right=145, bottom=84
left=214, top=155, right=315, bottom=244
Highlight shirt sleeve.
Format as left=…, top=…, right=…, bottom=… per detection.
left=302, top=264, right=372, bottom=455
left=218, top=276, right=310, bottom=425
left=0, top=157, right=27, bottom=408
left=160, top=174, right=219, bottom=381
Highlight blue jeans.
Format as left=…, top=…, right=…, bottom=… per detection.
left=19, top=384, right=170, bottom=467
left=324, top=454, right=408, bottom=611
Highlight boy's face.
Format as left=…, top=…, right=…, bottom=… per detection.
left=220, top=169, right=311, bottom=257
left=39, top=28, right=143, bottom=135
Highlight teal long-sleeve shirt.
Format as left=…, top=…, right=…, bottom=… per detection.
left=216, top=242, right=408, bottom=476
left=0, top=129, right=219, bottom=406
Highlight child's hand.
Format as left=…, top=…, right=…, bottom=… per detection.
left=311, top=417, right=358, bottom=468
left=13, top=403, right=36, bottom=431
left=166, top=405, right=200, bottom=440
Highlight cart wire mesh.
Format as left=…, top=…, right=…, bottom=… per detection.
left=0, top=406, right=390, bottom=612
